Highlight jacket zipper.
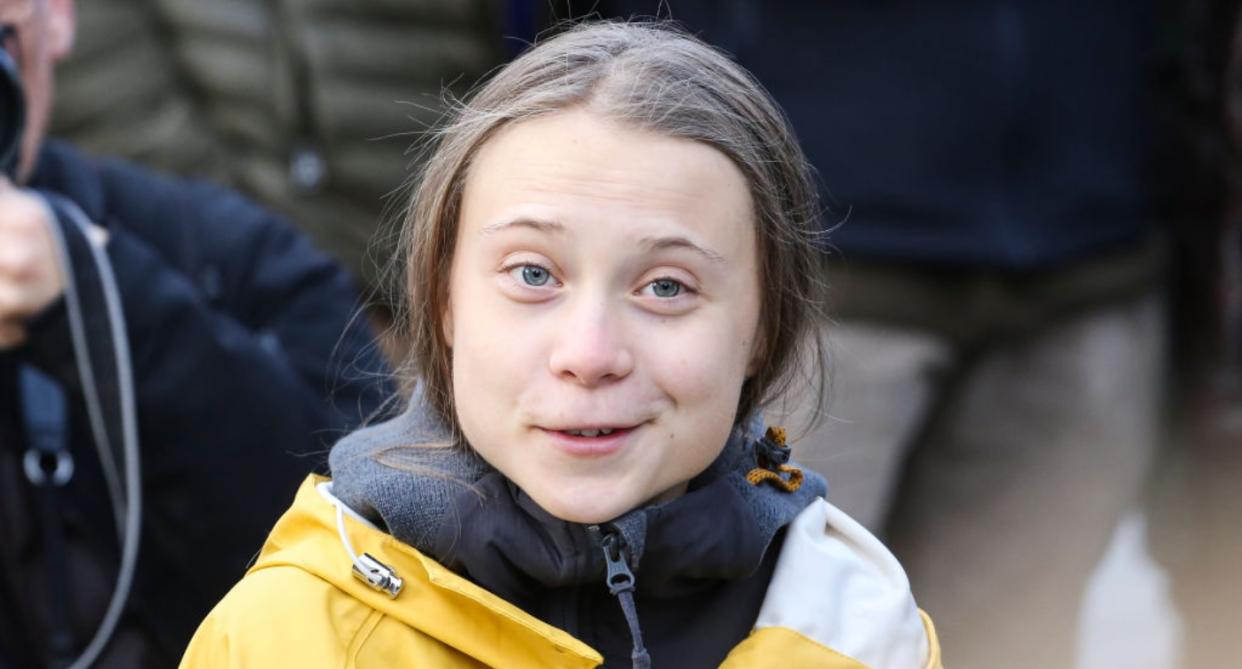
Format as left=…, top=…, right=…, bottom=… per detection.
left=588, top=525, right=651, bottom=669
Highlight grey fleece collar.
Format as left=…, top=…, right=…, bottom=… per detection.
left=328, top=396, right=828, bottom=569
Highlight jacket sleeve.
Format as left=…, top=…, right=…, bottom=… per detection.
left=181, top=563, right=370, bottom=665
left=179, top=567, right=359, bottom=668
left=722, top=498, right=942, bottom=669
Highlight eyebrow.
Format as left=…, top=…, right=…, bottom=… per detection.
left=481, top=218, right=566, bottom=235
left=638, top=235, right=726, bottom=264
left=482, top=217, right=726, bottom=264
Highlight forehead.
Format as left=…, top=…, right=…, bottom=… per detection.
left=461, top=108, right=754, bottom=243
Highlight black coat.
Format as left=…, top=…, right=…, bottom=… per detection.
left=0, top=142, right=391, bottom=668
left=604, top=0, right=1159, bottom=270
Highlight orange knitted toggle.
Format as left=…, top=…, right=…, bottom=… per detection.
left=746, top=425, right=802, bottom=492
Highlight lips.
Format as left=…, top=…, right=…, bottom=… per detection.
left=539, top=425, right=639, bottom=457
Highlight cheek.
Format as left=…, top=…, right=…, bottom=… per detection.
left=447, top=275, right=544, bottom=401
left=450, top=308, right=521, bottom=382
left=450, top=327, right=528, bottom=451
left=646, top=316, right=754, bottom=417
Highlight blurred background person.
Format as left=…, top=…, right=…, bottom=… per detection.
left=588, top=1, right=1168, bottom=668
left=47, top=0, right=526, bottom=362
left=0, top=0, right=390, bottom=666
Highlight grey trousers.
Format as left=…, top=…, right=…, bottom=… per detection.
left=770, top=294, right=1165, bottom=669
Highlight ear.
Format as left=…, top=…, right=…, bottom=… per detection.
left=46, top=0, right=75, bottom=61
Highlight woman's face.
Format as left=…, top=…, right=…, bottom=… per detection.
left=446, top=108, right=762, bottom=523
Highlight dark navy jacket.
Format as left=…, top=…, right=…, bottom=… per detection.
left=606, top=0, right=1158, bottom=271
left=0, top=142, right=391, bottom=668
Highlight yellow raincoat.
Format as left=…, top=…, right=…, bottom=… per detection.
left=181, top=476, right=942, bottom=668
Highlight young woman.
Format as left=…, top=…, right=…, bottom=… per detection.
left=181, top=21, right=942, bottom=669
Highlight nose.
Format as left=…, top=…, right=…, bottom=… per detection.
left=547, top=299, right=634, bottom=387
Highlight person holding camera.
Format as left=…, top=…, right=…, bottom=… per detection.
left=0, top=1, right=390, bottom=667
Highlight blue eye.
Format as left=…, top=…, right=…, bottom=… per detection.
left=518, top=265, right=551, bottom=287
left=648, top=278, right=683, bottom=298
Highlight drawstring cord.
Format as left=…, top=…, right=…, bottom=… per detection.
left=597, top=529, right=652, bottom=669
left=333, top=497, right=403, bottom=598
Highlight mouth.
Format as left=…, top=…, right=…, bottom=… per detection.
left=538, top=424, right=641, bottom=456
left=561, top=427, right=619, bottom=437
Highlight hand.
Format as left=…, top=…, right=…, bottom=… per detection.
left=0, top=178, right=65, bottom=350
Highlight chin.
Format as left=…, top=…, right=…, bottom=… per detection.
left=528, top=488, right=638, bottom=525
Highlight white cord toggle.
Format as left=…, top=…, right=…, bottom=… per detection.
left=334, top=500, right=403, bottom=598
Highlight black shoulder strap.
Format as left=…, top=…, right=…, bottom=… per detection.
left=19, top=365, right=78, bottom=666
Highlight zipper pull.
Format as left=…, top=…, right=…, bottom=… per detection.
left=600, top=531, right=636, bottom=595
left=589, top=526, right=651, bottom=668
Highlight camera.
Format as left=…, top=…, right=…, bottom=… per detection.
left=0, top=24, right=26, bottom=178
